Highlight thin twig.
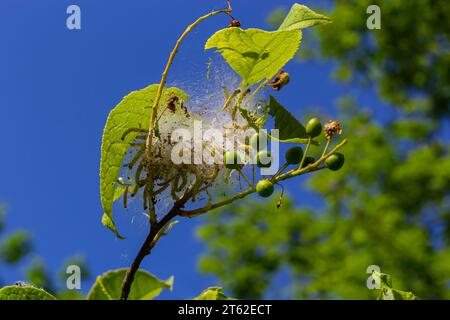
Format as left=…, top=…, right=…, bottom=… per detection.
left=119, top=205, right=179, bottom=300
left=238, top=169, right=253, bottom=187
left=298, top=137, right=312, bottom=170
left=321, top=139, right=331, bottom=158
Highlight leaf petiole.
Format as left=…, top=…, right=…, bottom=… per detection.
left=298, top=137, right=312, bottom=170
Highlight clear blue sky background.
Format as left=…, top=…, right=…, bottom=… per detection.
left=0, top=0, right=420, bottom=299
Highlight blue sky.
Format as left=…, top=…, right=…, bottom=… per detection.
left=0, top=0, right=422, bottom=299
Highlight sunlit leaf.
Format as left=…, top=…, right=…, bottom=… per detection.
left=278, top=3, right=331, bottom=31
left=377, top=272, right=419, bottom=300
left=206, top=28, right=301, bottom=87
left=0, top=285, right=56, bottom=300
left=87, top=268, right=173, bottom=300
left=193, top=287, right=236, bottom=300
left=100, top=85, right=188, bottom=238
left=113, top=184, right=126, bottom=202
left=56, top=291, right=85, bottom=300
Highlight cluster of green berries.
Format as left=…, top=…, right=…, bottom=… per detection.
left=305, top=117, right=345, bottom=171
left=225, top=117, right=345, bottom=199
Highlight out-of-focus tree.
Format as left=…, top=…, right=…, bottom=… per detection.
left=0, top=204, right=91, bottom=296
left=267, top=0, right=450, bottom=119
left=25, top=258, right=53, bottom=292
left=197, top=0, right=450, bottom=299
left=0, top=230, right=32, bottom=264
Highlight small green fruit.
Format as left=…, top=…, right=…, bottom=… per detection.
left=285, top=146, right=304, bottom=165
left=256, top=179, right=274, bottom=198
left=326, top=153, right=345, bottom=171
left=306, top=118, right=322, bottom=138
left=302, top=156, right=315, bottom=168
left=224, top=151, right=241, bottom=170
left=256, top=150, right=272, bottom=168
left=249, top=132, right=268, bottom=151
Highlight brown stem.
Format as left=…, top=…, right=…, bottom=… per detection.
left=119, top=206, right=179, bottom=300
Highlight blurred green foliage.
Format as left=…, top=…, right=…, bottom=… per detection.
left=25, top=259, right=50, bottom=289
left=58, top=255, right=91, bottom=282
left=0, top=230, right=32, bottom=264
left=0, top=205, right=91, bottom=296
left=197, top=1, right=450, bottom=299
left=268, top=0, right=450, bottom=119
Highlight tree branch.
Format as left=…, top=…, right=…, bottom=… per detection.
left=178, top=139, right=348, bottom=217
left=119, top=205, right=180, bottom=300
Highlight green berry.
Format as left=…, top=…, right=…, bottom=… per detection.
left=326, top=153, right=345, bottom=171
left=306, top=118, right=322, bottom=138
left=224, top=151, right=241, bottom=170
left=302, top=156, right=315, bottom=168
left=285, top=146, right=304, bottom=165
left=249, top=132, right=268, bottom=151
left=256, top=150, right=272, bottom=168
left=256, top=179, right=274, bottom=198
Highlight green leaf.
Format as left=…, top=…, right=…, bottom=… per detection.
left=25, top=258, right=50, bottom=289
left=87, top=268, right=173, bottom=300
left=56, top=290, right=85, bottom=300
left=193, top=287, right=236, bottom=300
left=0, top=285, right=56, bottom=300
left=278, top=3, right=331, bottom=31
left=380, top=288, right=418, bottom=300
left=379, top=272, right=392, bottom=289
left=267, top=95, right=316, bottom=145
left=0, top=230, right=32, bottom=264
left=206, top=28, right=302, bottom=87
left=392, top=289, right=418, bottom=300
left=113, top=184, right=125, bottom=202
left=100, top=84, right=188, bottom=238
left=376, top=272, right=419, bottom=300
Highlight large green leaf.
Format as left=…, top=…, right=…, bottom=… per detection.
left=87, top=268, right=173, bottom=300
left=100, top=85, right=188, bottom=238
left=267, top=95, right=316, bottom=145
left=205, top=28, right=302, bottom=87
left=0, top=285, right=56, bottom=300
left=278, top=3, right=331, bottom=31
left=193, top=287, right=235, bottom=300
